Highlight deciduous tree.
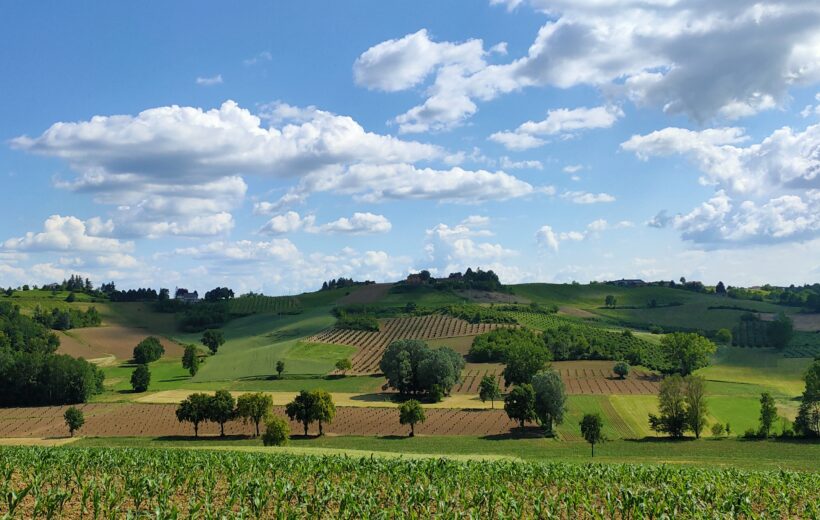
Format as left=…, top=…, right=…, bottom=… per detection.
left=64, top=407, right=84, bottom=437
left=685, top=376, right=708, bottom=439
left=236, top=392, right=273, bottom=437
left=262, top=415, right=290, bottom=446
left=130, top=364, right=150, bottom=392
left=504, top=384, right=536, bottom=429
left=182, top=345, right=200, bottom=376
left=649, top=375, right=688, bottom=438
left=759, top=392, right=778, bottom=438
left=660, top=333, right=716, bottom=376
left=276, top=360, right=285, bottom=379
left=201, top=329, right=225, bottom=355
left=175, top=393, right=211, bottom=437
left=580, top=413, right=604, bottom=457
left=335, top=358, right=352, bottom=375
left=478, top=375, right=501, bottom=409
left=613, top=361, right=630, bottom=380
left=532, top=370, right=566, bottom=434
left=208, top=389, right=236, bottom=437
left=311, top=390, right=336, bottom=436
left=399, top=399, right=426, bottom=437
left=502, top=343, right=550, bottom=387
left=285, top=390, right=319, bottom=436
left=795, top=359, right=820, bottom=437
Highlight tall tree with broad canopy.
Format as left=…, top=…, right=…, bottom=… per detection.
left=649, top=375, right=688, bottom=438
left=660, top=333, right=716, bottom=376
left=399, top=399, right=426, bottom=437
left=312, top=390, right=336, bottom=436
left=208, top=389, right=236, bottom=437
left=64, top=407, right=84, bottom=437
left=580, top=413, right=604, bottom=457
left=504, top=384, right=537, bottom=429
left=532, top=370, right=566, bottom=434
left=380, top=340, right=463, bottom=398
left=795, top=358, right=820, bottom=437
left=236, top=392, right=273, bottom=437
left=201, top=329, right=225, bottom=355
left=478, top=375, right=501, bottom=409
left=175, top=393, right=211, bottom=437
left=685, top=376, right=708, bottom=439
left=182, top=344, right=200, bottom=376
left=502, top=342, right=550, bottom=388
left=285, top=390, right=319, bottom=436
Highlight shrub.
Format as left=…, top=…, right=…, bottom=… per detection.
left=335, top=314, right=379, bottom=331
left=613, top=361, right=630, bottom=379
left=262, top=416, right=291, bottom=446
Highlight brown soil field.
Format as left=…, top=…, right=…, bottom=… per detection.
left=310, top=315, right=505, bottom=374
left=454, top=360, right=659, bottom=395
left=558, top=306, right=598, bottom=319
left=337, top=283, right=394, bottom=305
left=0, top=404, right=526, bottom=438
left=457, top=290, right=530, bottom=304
left=426, top=335, right=478, bottom=355
left=55, top=331, right=105, bottom=360
left=791, top=313, right=820, bottom=332
left=63, top=325, right=184, bottom=360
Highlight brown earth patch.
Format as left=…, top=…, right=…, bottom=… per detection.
left=310, top=315, right=506, bottom=374
left=66, top=325, right=184, bottom=360
left=337, top=283, right=394, bottom=305
left=558, top=306, right=598, bottom=319
left=457, top=290, right=530, bottom=304
left=791, top=313, right=820, bottom=332
left=0, top=403, right=527, bottom=438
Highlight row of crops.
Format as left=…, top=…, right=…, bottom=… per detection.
left=732, top=320, right=771, bottom=347
left=227, top=295, right=302, bottom=316
left=2, top=447, right=818, bottom=518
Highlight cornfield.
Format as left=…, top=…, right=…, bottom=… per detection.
left=1, top=446, right=818, bottom=518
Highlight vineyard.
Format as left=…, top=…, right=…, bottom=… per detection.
left=309, top=315, right=506, bottom=374
left=1, top=447, right=818, bottom=518
left=227, top=295, right=302, bottom=315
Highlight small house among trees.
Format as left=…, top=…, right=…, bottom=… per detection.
left=175, top=288, right=199, bottom=303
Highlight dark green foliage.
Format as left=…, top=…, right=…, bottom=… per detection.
left=182, top=345, right=200, bottom=376
left=334, top=313, right=380, bottom=331
left=580, top=413, right=605, bottom=457
left=613, top=361, right=630, bottom=379
left=767, top=313, right=794, bottom=350
left=649, top=375, right=688, bottom=438
left=262, top=415, right=290, bottom=446
left=794, top=359, right=820, bottom=437
left=685, top=376, right=708, bottom=439
left=175, top=393, right=211, bottom=437
left=209, top=389, right=236, bottom=437
left=65, top=292, right=76, bottom=303
left=715, top=328, right=732, bottom=344
left=399, top=399, right=426, bottom=437
left=31, top=305, right=102, bottom=330
left=502, top=342, right=550, bottom=387
left=504, top=384, right=536, bottom=429
left=204, top=287, right=234, bottom=302
left=0, top=302, right=102, bottom=406
left=285, top=390, right=319, bottom=436
left=532, top=370, right=566, bottom=433
left=478, top=375, right=501, bottom=408
left=133, top=336, right=165, bottom=364
left=180, top=302, right=229, bottom=332
left=236, top=392, right=273, bottom=437
left=130, top=364, right=151, bottom=392
left=758, top=392, right=778, bottom=438
left=659, top=333, right=716, bottom=376
left=442, top=304, right=517, bottom=324
left=469, top=328, right=544, bottom=363
left=542, top=324, right=664, bottom=370
left=63, top=406, right=84, bottom=437
left=380, top=340, right=464, bottom=397
left=312, top=390, right=336, bottom=436
left=201, top=329, right=225, bottom=355
left=276, top=360, right=285, bottom=378
left=110, top=287, right=160, bottom=302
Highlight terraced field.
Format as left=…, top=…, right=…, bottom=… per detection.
left=309, top=315, right=505, bottom=374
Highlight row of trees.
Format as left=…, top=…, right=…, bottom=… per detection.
left=32, top=306, right=101, bottom=330
left=176, top=391, right=274, bottom=437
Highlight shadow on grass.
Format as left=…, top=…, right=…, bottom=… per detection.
left=348, top=393, right=397, bottom=404
left=482, top=427, right=549, bottom=440
left=155, top=434, right=255, bottom=442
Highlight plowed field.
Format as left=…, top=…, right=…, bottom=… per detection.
left=0, top=404, right=526, bottom=438
left=62, top=325, right=184, bottom=360
left=309, top=315, right=505, bottom=374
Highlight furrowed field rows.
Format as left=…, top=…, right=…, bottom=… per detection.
left=454, top=361, right=660, bottom=395
left=0, top=404, right=524, bottom=437
left=2, top=447, right=818, bottom=518
left=309, top=315, right=506, bottom=374
left=227, top=295, right=302, bottom=315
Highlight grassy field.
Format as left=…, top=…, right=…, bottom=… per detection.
left=70, top=435, right=820, bottom=471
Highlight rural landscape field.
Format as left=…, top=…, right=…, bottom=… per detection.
left=3, top=0, right=820, bottom=516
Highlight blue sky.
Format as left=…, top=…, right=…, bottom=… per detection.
left=2, top=0, right=820, bottom=294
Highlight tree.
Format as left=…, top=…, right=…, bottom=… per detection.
left=613, top=361, right=630, bottom=380
left=175, top=393, right=211, bottom=437
left=65, top=292, right=76, bottom=303
left=208, top=389, right=236, bottom=437
left=759, top=392, right=778, bottom=438
left=504, top=384, right=536, bottom=429
left=276, top=360, right=286, bottom=379
left=285, top=390, right=319, bottom=436
left=502, top=343, right=550, bottom=388
left=204, top=287, right=234, bottom=302
left=478, top=375, right=501, bottom=409
left=416, top=347, right=464, bottom=399
left=130, top=364, right=151, bottom=392
left=236, top=393, right=273, bottom=437
left=64, top=407, right=84, bottom=437
left=182, top=345, right=200, bottom=376
left=794, top=359, right=820, bottom=437
left=335, top=358, right=352, bottom=375
left=660, top=333, right=716, bottom=376
left=399, top=399, right=426, bottom=437
left=580, top=413, right=604, bottom=457
left=532, top=370, right=566, bottom=434
left=685, top=376, right=708, bottom=439
left=604, top=295, right=617, bottom=308
left=380, top=340, right=463, bottom=397
left=711, top=423, right=725, bottom=437
left=715, top=281, right=727, bottom=295
left=715, top=328, right=732, bottom=345
left=311, top=390, right=336, bottom=436
left=262, top=415, right=290, bottom=446
left=649, top=375, right=688, bottom=438
left=767, top=312, right=794, bottom=350
left=133, top=336, right=164, bottom=364
left=201, top=329, right=225, bottom=355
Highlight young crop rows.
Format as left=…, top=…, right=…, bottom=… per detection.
left=2, top=447, right=818, bottom=518
left=309, top=315, right=505, bottom=374
left=0, top=404, right=523, bottom=438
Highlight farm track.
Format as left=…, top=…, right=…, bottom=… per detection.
left=309, top=315, right=506, bottom=374
left=0, top=404, right=526, bottom=438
